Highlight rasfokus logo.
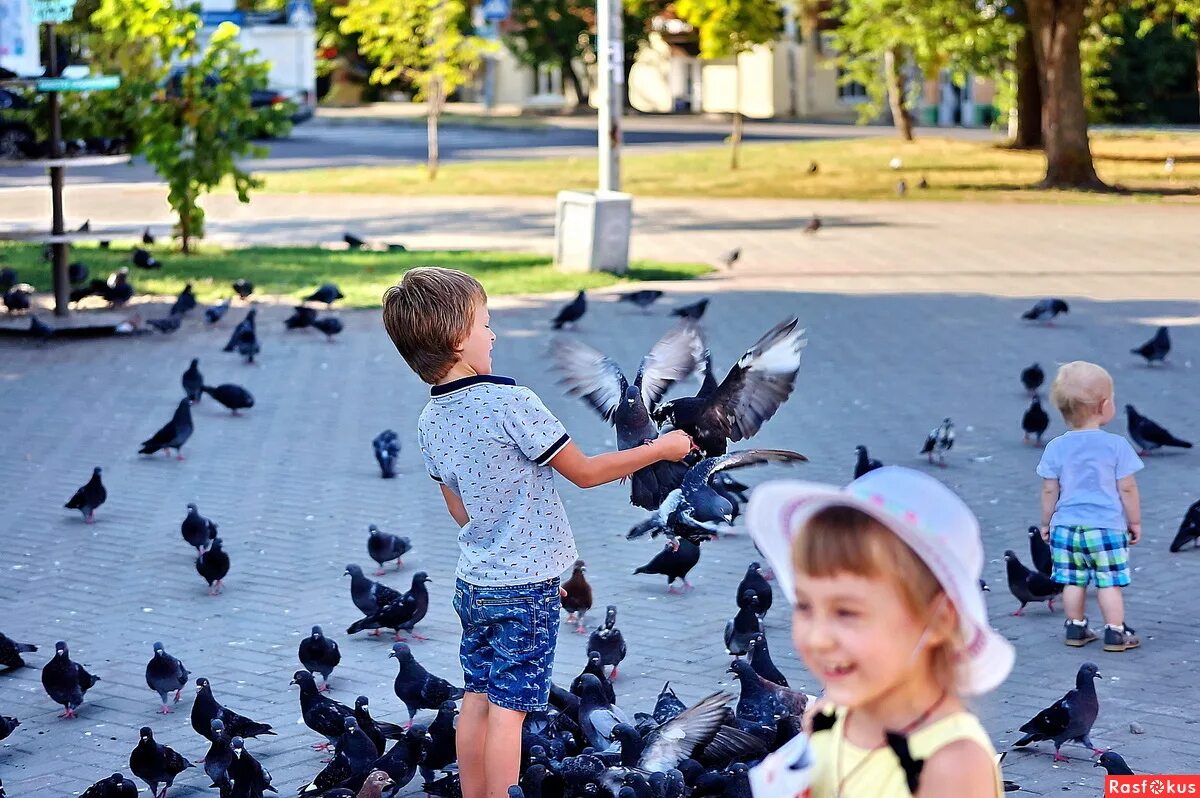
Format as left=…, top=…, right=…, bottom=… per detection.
left=1106, top=777, right=1200, bottom=795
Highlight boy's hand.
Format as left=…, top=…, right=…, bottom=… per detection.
left=653, top=430, right=695, bottom=462
left=1128, top=523, right=1141, bottom=545
left=1040, top=525, right=1050, bottom=542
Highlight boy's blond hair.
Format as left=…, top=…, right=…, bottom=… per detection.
left=382, top=267, right=487, bottom=384
left=1050, top=361, right=1113, bottom=427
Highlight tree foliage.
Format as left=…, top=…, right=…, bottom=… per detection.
left=504, top=0, right=594, bottom=103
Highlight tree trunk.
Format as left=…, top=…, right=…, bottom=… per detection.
left=561, top=53, right=589, bottom=106
left=1012, top=21, right=1044, bottom=148
left=1025, top=0, right=1104, bottom=189
left=730, top=57, right=742, bottom=170
left=427, top=76, right=441, bottom=181
left=883, top=46, right=914, bottom=141
left=1195, top=35, right=1200, bottom=122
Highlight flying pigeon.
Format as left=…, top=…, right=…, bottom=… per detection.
left=725, top=591, right=763, bottom=656
left=145, top=642, right=190, bottom=714
left=229, top=736, right=275, bottom=797
left=0, top=632, right=37, bottom=670
left=285, top=305, right=318, bottom=329
left=586, top=605, right=627, bottom=680
left=41, top=640, right=100, bottom=718
left=1021, top=363, right=1044, bottom=395
left=142, top=227, right=155, bottom=245
left=1095, top=751, right=1134, bottom=775
left=1126, top=404, right=1191, bottom=454
left=131, top=247, right=159, bottom=270
left=129, top=726, right=192, bottom=798
left=344, top=233, right=366, bottom=249
left=196, top=538, right=230, bottom=595
left=138, top=398, right=193, bottom=459
left=633, top=538, right=701, bottom=593
left=299, top=626, right=342, bottom=692
left=79, top=773, right=138, bottom=798
left=1003, top=550, right=1062, bottom=615
left=1022, top=298, right=1070, bottom=323
left=202, top=383, right=254, bottom=415
left=305, top=283, right=345, bottom=307
left=169, top=283, right=196, bottom=316
left=191, top=676, right=274, bottom=741
left=651, top=318, right=807, bottom=458
left=671, top=298, right=709, bottom=321
left=561, top=559, right=593, bottom=633
left=65, top=466, right=106, bottom=523
left=613, top=691, right=735, bottom=772
left=232, top=279, right=254, bottom=300
left=550, top=321, right=705, bottom=509
left=803, top=215, right=821, bottom=235
left=736, top=563, right=772, bottom=618
left=367, top=523, right=411, bottom=574
left=720, top=249, right=741, bottom=269
left=1131, top=326, right=1170, bottom=365
left=1028, top=526, right=1053, bottom=576
left=373, top=430, right=401, bottom=479
left=1022, top=396, right=1050, bottom=445
left=853, top=445, right=882, bottom=479
left=204, top=298, right=231, bottom=324
left=1170, top=499, right=1200, bottom=552
left=313, top=316, right=344, bottom=341
left=619, top=290, right=664, bottom=310
left=390, top=643, right=465, bottom=724
left=552, top=291, right=587, bottom=329
left=181, top=503, right=218, bottom=553
left=182, top=358, right=204, bottom=403
left=920, top=418, right=954, bottom=466
left=1013, top=662, right=1102, bottom=761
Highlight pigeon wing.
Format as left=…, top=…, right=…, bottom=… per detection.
left=706, top=319, right=807, bottom=442
left=684, top=450, right=808, bottom=494
left=635, top=322, right=706, bottom=411
left=639, top=693, right=732, bottom=773
left=1019, top=694, right=1072, bottom=739
left=1139, top=417, right=1189, bottom=447
left=550, top=338, right=628, bottom=423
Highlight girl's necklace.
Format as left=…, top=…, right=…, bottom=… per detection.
left=832, top=690, right=948, bottom=798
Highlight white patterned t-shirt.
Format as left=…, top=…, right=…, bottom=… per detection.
left=418, top=375, right=576, bottom=586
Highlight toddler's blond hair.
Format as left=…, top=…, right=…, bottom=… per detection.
left=1050, top=361, right=1113, bottom=427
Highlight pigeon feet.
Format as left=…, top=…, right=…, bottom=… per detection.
left=609, top=667, right=619, bottom=681
left=176, top=453, right=186, bottom=461
left=1047, top=599, right=1056, bottom=612
left=318, top=682, right=331, bottom=693
left=1092, top=748, right=1104, bottom=756
left=158, top=705, right=173, bottom=714
left=375, top=569, right=387, bottom=576
left=395, top=559, right=404, bottom=570
left=683, top=580, right=695, bottom=591
left=59, top=708, right=77, bottom=719
left=1053, top=752, right=1068, bottom=762
left=1011, top=609, right=1025, bottom=617
left=574, top=625, right=586, bottom=634
left=85, top=513, right=95, bottom=524
left=174, top=689, right=182, bottom=702
left=667, top=586, right=681, bottom=595
left=311, top=742, right=331, bottom=751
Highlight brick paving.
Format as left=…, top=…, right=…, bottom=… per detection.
left=1, top=190, right=1200, bottom=796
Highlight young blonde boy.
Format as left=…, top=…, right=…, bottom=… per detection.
left=1037, top=361, right=1142, bottom=652
left=382, top=268, right=692, bottom=798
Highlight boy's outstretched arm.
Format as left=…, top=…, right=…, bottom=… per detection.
left=1118, top=474, right=1141, bottom=544
left=440, top=484, right=470, bottom=527
left=1039, top=478, right=1060, bottom=541
left=551, top=430, right=693, bottom=489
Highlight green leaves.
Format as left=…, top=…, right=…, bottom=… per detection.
left=674, top=0, right=781, bottom=59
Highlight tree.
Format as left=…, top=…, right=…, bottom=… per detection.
left=505, top=0, right=594, bottom=105
left=1008, top=0, right=1044, bottom=147
left=338, top=0, right=492, bottom=179
left=675, top=0, right=781, bottom=168
left=1134, top=0, right=1200, bottom=119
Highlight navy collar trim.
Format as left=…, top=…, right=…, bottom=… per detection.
left=430, top=374, right=516, bottom=397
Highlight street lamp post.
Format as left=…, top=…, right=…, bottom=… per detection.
left=596, top=0, right=623, bottom=191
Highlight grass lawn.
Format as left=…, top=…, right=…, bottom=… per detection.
left=0, top=243, right=710, bottom=308
left=257, top=132, right=1200, bottom=204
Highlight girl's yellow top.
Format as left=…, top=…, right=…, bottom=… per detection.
left=808, top=707, right=1004, bottom=798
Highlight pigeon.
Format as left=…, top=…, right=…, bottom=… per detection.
left=129, top=726, right=192, bottom=798
left=561, top=559, right=593, bottom=633
left=895, top=179, right=907, bottom=196
left=1132, top=326, right=1170, bottom=365
left=146, top=312, right=183, bottom=334
left=357, top=770, right=398, bottom=798
left=1095, top=752, right=1134, bottom=775
left=2, top=283, right=32, bottom=312
left=629, top=450, right=807, bottom=544
left=68, top=261, right=89, bottom=283
left=355, top=695, right=404, bottom=754
left=806, top=161, right=819, bottom=174
left=370, top=730, right=426, bottom=794
left=285, top=305, right=318, bottom=330
left=633, top=538, right=701, bottom=593
left=727, top=659, right=794, bottom=727
left=1021, top=363, right=1044, bottom=395
left=1022, top=397, right=1050, bottom=445
left=1003, top=550, right=1063, bottom=616
left=79, top=773, right=139, bottom=798
left=138, top=398, right=193, bottom=459
left=0, top=632, right=37, bottom=670
left=0, top=267, right=16, bottom=293
left=102, top=268, right=135, bottom=305
left=1013, top=662, right=1102, bottom=761
left=131, top=247, right=160, bottom=269
left=735, top=563, right=772, bottom=618
left=41, top=641, right=100, bottom=718
left=550, top=321, right=705, bottom=509
left=671, top=298, right=709, bottom=321
left=196, top=538, right=231, bottom=595
left=299, top=716, right=380, bottom=795
left=1170, top=500, right=1200, bottom=552
left=347, top=572, right=431, bottom=640
left=292, top=669, right=356, bottom=748
left=143, top=227, right=156, bottom=245
left=803, top=215, right=821, bottom=234
left=576, top=673, right=631, bottom=751
left=1028, top=526, right=1053, bottom=576
left=651, top=318, right=807, bottom=458
left=344, top=233, right=366, bottom=249
left=29, top=315, right=55, bottom=341
left=313, top=316, right=344, bottom=341
left=65, top=466, right=107, bottom=523
left=145, top=642, right=190, bottom=714
left=182, top=358, right=204, bottom=403
left=390, top=642, right=465, bottom=724
left=299, top=626, right=342, bottom=692
left=387, top=242, right=407, bottom=252
left=552, top=291, right=587, bottom=329
left=571, top=652, right=617, bottom=708
left=192, top=677, right=275, bottom=741
left=232, top=279, right=254, bottom=300
left=181, top=503, right=218, bottom=553
left=919, top=418, right=954, bottom=466
left=204, top=719, right=235, bottom=795
left=345, top=564, right=403, bottom=616
left=0, top=715, right=18, bottom=742
left=305, top=283, right=345, bottom=307
left=720, top=249, right=741, bottom=269
left=1022, top=298, right=1070, bottom=323
left=614, top=692, right=734, bottom=772
left=419, top=702, right=458, bottom=782
left=652, top=682, right=687, bottom=724
left=170, top=283, right=197, bottom=316
left=203, top=384, right=255, bottom=415
left=367, top=524, right=412, bottom=573
left=229, top=736, right=276, bottom=797
left=746, top=634, right=787, bottom=687
left=205, top=298, right=232, bottom=324
left=619, top=290, right=664, bottom=310
left=917, top=175, right=929, bottom=189
left=724, top=592, right=763, bottom=656
left=372, top=430, right=402, bottom=479
left=223, top=309, right=259, bottom=364
left=587, top=606, right=627, bottom=680
left=1126, top=404, right=1191, bottom=454
left=853, top=445, right=883, bottom=479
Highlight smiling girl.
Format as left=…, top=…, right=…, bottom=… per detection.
left=748, top=467, right=1014, bottom=798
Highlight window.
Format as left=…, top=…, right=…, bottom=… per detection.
left=837, top=66, right=868, bottom=103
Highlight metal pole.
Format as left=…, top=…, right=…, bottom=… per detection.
left=597, top=0, right=623, bottom=191
left=47, top=22, right=69, bottom=317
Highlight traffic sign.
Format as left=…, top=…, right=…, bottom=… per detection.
left=31, top=0, right=76, bottom=24
left=482, top=0, right=510, bottom=22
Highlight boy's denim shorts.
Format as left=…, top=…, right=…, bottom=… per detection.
left=1051, top=525, right=1131, bottom=588
left=452, top=577, right=560, bottom=712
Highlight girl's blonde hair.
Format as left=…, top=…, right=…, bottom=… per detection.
left=791, top=505, right=962, bottom=693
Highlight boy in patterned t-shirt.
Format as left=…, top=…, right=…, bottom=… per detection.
left=382, top=268, right=692, bottom=798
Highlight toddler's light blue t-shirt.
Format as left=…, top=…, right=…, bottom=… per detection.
left=1036, top=429, right=1144, bottom=530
